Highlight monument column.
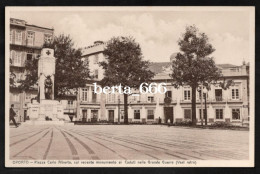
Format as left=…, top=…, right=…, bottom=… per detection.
left=38, top=48, right=55, bottom=101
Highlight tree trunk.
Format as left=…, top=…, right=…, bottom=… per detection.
left=191, top=85, right=197, bottom=126
left=124, top=93, right=128, bottom=124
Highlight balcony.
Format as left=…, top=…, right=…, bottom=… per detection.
left=159, top=98, right=177, bottom=104
left=65, top=105, right=76, bottom=110
left=80, top=99, right=100, bottom=104
left=227, top=98, right=243, bottom=103
left=10, top=62, right=25, bottom=68
left=129, top=98, right=157, bottom=104
left=211, top=96, right=226, bottom=103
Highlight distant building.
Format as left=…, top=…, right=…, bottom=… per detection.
left=78, top=42, right=250, bottom=124
left=9, top=18, right=54, bottom=122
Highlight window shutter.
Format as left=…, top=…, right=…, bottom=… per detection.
left=21, top=52, right=26, bottom=66
left=12, top=30, right=15, bottom=44
left=22, top=31, right=26, bottom=45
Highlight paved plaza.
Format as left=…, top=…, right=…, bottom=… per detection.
left=9, top=124, right=249, bottom=160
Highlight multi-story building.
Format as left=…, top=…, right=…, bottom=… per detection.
left=9, top=18, right=54, bottom=122
left=78, top=41, right=250, bottom=124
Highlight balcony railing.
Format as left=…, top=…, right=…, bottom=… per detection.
left=105, top=98, right=158, bottom=104
left=129, top=98, right=157, bottom=104
left=159, top=98, right=177, bottom=104
left=80, top=99, right=100, bottom=104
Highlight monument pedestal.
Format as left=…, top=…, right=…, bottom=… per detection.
left=27, top=99, right=65, bottom=124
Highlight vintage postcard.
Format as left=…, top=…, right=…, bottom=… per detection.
left=5, top=6, right=255, bottom=167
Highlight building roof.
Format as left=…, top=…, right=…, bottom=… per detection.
left=149, top=62, right=171, bottom=74
left=216, top=64, right=238, bottom=68
left=82, top=42, right=106, bottom=56
left=10, top=18, right=54, bottom=31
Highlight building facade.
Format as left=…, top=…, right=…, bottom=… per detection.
left=77, top=41, right=250, bottom=124
left=9, top=18, right=54, bottom=122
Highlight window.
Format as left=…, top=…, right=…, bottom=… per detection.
left=15, top=30, right=22, bottom=45
left=108, top=94, right=115, bottom=102
left=94, top=69, right=98, bottom=79
left=12, top=93, right=20, bottom=102
left=230, top=68, right=239, bottom=72
left=25, top=93, right=31, bottom=100
left=199, top=109, right=206, bottom=119
left=91, top=110, right=98, bottom=121
left=134, top=110, right=140, bottom=119
left=94, top=54, right=99, bottom=64
left=12, top=51, right=21, bottom=66
left=10, top=29, right=13, bottom=43
left=165, top=91, right=172, bottom=98
left=216, top=109, right=223, bottom=119
left=147, top=110, right=154, bottom=119
left=198, top=91, right=207, bottom=100
left=184, top=90, right=191, bottom=100
left=68, top=100, right=73, bottom=107
left=92, top=89, right=97, bottom=102
left=11, top=51, right=15, bottom=64
left=147, top=96, right=154, bottom=103
left=27, top=31, right=34, bottom=46
left=27, top=53, right=33, bottom=61
left=215, top=89, right=223, bottom=101
left=120, top=110, right=124, bottom=119
left=232, top=88, right=239, bottom=99
left=232, top=109, right=240, bottom=120
left=83, top=56, right=89, bottom=66
left=44, top=34, right=52, bottom=43
left=184, top=109, right=191, bottom=119
left=82, top=88, right=88, bottom=101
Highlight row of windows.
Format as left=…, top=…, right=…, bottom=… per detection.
left=10, top=29, right=52, bottom=46
left=81, top=108, right=241, bottom=120
left=81, top=88, right=240, bottom=103
left=10, top=50, right=40, bottom=66
left=81, top=88, right=97, bottom=102
left=123, top=109, right=155, bottom=120
left=184, top=108, right=241, bottom=120
left=183, top=88, right=239, bottom=101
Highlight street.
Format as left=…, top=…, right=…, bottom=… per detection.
left=9, top=124, right=249, bottom=160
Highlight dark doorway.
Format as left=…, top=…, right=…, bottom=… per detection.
left=164, top=107, right=173, bottom=123
left=91, top=110, right=98, bottom=122
left=82, top=109, right=87, bottom=122
left=24, top=110, right=27, bottom=122
left=108, top=110, right=114, bottom=123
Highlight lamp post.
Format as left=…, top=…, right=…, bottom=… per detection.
left=118, top=95, right=120, bottom=124
left=197, top=85, right=204, bottom=126
left=203, top=88, right=208, bottom=125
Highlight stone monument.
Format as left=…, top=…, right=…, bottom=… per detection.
left=27, top=48, right=64, bottom=125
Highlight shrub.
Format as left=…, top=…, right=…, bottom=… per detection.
left=174, top=120, right=193, bottom=126
left=211, top=121, right=232, bottom=128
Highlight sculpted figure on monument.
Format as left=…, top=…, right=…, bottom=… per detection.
left=44, top=75, right=53, bottom=99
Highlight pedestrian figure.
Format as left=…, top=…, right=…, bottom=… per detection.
left=158, top=117, right=161, bottom=124
left=10, top=104, right=18, bottom=128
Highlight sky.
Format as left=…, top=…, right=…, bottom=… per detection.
left=9, top=7, right=253, bottom=65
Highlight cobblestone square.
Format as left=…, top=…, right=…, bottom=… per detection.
left=9, top=125, right=249, bottom=160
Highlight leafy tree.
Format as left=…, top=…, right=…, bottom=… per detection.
left=18, top=56, right=39, bottom=91
left=100, top=36, right=155, bottom=124
left=170, top=25, right=222, bottom=126
left=19, top=34, right=90, bottom=99
left=9, top=58, right=17, bottom=88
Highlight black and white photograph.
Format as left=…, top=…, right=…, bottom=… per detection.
left=5, top=7, right=255, bottom=167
